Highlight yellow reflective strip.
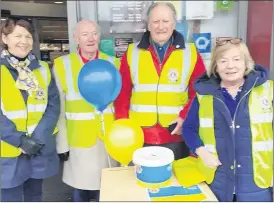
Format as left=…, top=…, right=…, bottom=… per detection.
left=38, top=62, right=48, bottom=85
left=130, top=104, right=183, bottom=114
left=27, top=104, right=47, bottom=112
left=253, top=140, right=273, bottom=152
left=65, top=112, right=95, bottom=120
left=131, top=44, right=140, bottom=85
left=27, top=124, right=37, bottom=134
left=250, top=113, right=273, bottom=123
left=180, top=43, right=192, bottom=88
left=95, top=106, right=114, bottom=114
left=65, top=92, right=83, bottom=101
left=134, top=84, right=185, bottom=93
left=200, top=118, right=213, bottom=128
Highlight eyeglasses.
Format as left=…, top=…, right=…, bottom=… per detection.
left=3, top=16, right=32, bottom=26
left=216, top=37, right=242, bottom=46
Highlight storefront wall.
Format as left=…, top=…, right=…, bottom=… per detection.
left=67, top=1, right=273, bottom=72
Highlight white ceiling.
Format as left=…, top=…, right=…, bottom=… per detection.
left=1, top=0, right=68, bottom=42
left=2, top=0, right=66, bottom=4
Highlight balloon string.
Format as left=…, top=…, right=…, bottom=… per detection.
left=100, top=112, right=112, bottom=168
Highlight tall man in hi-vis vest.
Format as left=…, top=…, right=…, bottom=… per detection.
left=53, top=20, right=120, bottom=202
left=114, top=2, right=206, bottom=160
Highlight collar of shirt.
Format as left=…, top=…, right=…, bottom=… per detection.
left=153, top=40, right=170, bottom=53
left=152, top=39, right=171, bottom=62
left=78, top=49, right=99, bottom=64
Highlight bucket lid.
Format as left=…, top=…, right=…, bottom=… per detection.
left=132, top=146, right=175, bottom=167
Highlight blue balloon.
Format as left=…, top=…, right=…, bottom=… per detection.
left=78, top=59, right=122, bottom=112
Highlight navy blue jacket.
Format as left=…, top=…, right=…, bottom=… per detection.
left=0, top=53, right=60, bottom=188
left=182, top=65, right=273, bottom=202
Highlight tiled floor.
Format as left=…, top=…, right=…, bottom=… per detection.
left=42, top=162, right=73, bottom=202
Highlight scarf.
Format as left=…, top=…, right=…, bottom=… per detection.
left=1, top=49, right=45, bottom=100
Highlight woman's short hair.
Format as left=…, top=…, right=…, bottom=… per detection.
left=207, top=40, right=255, bottom=77
left=0, top=17, right=34, bottom=49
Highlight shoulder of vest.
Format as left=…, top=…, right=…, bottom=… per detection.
left=196, top=93, right=213, bottom=102
left=128, top=43, right=136, bottom=48
left=127, top=42, right=142, bottom=56
left=1, top=65, right=9, bottom=74
left=99, top=52, right=121, bottom=69
left=128, top=42, right=139, bottom=50
left=184, top=42, right=196, bottom=49
left=54, top=52, right=77, bottom=63
left=267, top=80, right=273, bottom=86
left=259, top=80, right=273, bottom=91
left=1, top=64, right=8, bottom=69
left=196, top=93, right=203, bottom=101
left=39, top=60, right=49, bottom=68
left=99, top=51, right=109, bottom=58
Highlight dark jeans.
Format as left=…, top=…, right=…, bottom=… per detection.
left=1, top=178, right=43, bottom=202
left=73, top=189, right=100, bottom=202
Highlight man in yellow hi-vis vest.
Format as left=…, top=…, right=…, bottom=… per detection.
left=53, top=20, right=120, bottom=202
left=114, top=2, right=206, bottom=160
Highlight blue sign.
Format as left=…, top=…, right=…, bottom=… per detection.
left=192, top=33, right=211, bottom=53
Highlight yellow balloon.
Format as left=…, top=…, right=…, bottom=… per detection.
left=105, top=119, right=144, bottom=166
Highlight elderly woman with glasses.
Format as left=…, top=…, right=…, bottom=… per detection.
left=182, top=37, right=273, bottom=202
left=0, top=17, right=60, bottom=202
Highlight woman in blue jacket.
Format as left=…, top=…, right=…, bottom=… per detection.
left=1, top=17, right=60, bottom=201
left=182, top=37, right=273, bottom=202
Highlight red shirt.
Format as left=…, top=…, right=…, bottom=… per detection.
left=78, top=49, right=99, bottom=63
left=114, top=45, right=206, bottom=145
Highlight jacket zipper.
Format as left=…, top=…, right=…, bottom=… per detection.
left=213, top=77, right=258, bottom=196
left=154, top=49, right=172, bottom=127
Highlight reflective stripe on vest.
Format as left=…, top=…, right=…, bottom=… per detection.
left=197, top=80, right=273, bottom=188
left=128, top=43, right=197, bottom=127
left=1, top=62, right=57, bottom=158
left=55, top=52, right=118, bottom=147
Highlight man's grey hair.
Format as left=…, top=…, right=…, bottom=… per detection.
left=146, top=2, right=177, bottom=22
left=73, top=20, right=101, bottom=36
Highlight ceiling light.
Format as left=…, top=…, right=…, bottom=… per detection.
left=1, top=18, right=6, bottom=21
left=54, top=1, right=64, bottom=4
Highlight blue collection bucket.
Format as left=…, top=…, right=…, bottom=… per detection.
left=132, top=146, right=175, bottom=189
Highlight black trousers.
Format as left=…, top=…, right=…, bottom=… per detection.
left=233, top=194, right=237, bottom=202
left=144, top=141, right=190, bottom=160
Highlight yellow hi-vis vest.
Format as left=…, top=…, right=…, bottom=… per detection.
left=1, top=61, right=58, bottom=158
left=127, top=43, right=197, bottom=127
left=54, top=51, right=120, bottom=148
left=197, top=80, right=273, bottom=188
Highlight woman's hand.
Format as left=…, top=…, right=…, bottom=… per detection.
left=196, top=146, right=222, bottom=168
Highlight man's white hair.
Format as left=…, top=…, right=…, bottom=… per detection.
left=73, top=20, right=101, bottom=37
left=146, top=2, right=177, bottom=22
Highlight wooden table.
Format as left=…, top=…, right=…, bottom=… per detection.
left=100, top=166, right=218, bottom=201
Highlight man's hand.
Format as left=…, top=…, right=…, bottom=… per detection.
left=58, top=151, right=70, bottom=161
left=170, top=117, right=184, bottom=135
left=196, top=146, right=222, bottom=168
